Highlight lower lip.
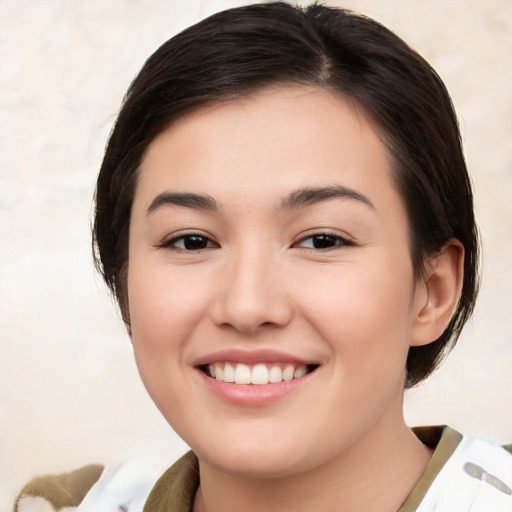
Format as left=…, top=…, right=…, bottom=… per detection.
left=196, top=368, right=314, bottom=407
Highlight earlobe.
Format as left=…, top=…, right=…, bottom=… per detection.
left=410, top=239, right=464, bottom=347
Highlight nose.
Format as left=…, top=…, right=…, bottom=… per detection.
left=209, top=246, right=293, bottom=334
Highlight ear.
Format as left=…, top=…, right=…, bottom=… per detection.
left=410, top=239, right=464, bottom=347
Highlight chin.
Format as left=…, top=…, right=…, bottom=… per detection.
left=187, top=429, right=326, bottom=479
left=203, top=449, right=309, bottom=479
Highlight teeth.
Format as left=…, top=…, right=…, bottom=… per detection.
left=268, top=366, right=282, bottom=383
left=250, top=364, right=269, bottom=385
left=206, top=362, right=310, bottom=385
left=214, top=363, right=224, bottom=381
left=234, top=363, right=251, bottom=384
left=223, top=363, right=235, bottom=383
left=282, top=364, right=294, bottom=382
left=294, top=366, right=307, bottom=378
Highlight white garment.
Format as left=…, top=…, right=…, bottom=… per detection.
left=17, top=434, right=511, bottom=512
left=417, top=435, right=512, bottom=512
left=77, top=435, right=512, bottom=512
left=75, top=456, right=162, bottom=512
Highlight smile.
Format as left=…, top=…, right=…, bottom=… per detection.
left=204, top=362, right=317, bottom=385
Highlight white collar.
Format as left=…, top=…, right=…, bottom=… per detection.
left=416, top=434, right=512, bottom=512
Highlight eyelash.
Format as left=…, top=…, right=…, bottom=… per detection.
left=160, top=231, right=353, bottom=252
left=293, top=232, right=353, bottom=251
left=160, top=232, right=218, bottom=252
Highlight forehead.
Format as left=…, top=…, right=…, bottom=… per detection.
left=135, top=86, right=400, bottom=215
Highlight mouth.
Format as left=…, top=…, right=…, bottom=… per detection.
left=200, top=362, right=319, bottom=385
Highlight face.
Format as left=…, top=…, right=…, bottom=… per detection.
left=128, top=86, right=426, bottom=477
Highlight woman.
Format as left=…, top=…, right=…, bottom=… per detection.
left=14, top=2, right=511, bottom=511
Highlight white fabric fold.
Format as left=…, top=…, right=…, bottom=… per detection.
left=76, top=456, right=162, bottom=512
left=416, top=435, right=512, bottom=512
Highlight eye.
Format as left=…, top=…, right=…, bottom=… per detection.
left=294, top=233, right=352, bottom=250
left=163, top=234, right=218, bottom=251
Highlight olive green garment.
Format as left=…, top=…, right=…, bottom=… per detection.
left=13, top=463, right=104, bottom=511
left=141, top=426, right=461, bottom=512
left=13, top=426, right=512, bottom=512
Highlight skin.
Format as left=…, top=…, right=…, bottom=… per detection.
left=128, top=86, right=463, bottom=511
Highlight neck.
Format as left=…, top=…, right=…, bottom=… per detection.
left=193, top=416, right=432, bottom=512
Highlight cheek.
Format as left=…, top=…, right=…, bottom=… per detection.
left=128, top=257, right=209, bottom=341
left=127, top=268, right=206, bottom=412
left=296, top=256, right=416, bottom=359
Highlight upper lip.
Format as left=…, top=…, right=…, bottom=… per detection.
left=193, top=348, right=319, bottom=367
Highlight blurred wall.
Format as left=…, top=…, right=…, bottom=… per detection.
left=0, top=0, right=511, bottom=510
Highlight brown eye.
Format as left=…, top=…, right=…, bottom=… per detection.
left=165, top=234, right=216, bottom=251
left=295, top=234, right=351, bottom=250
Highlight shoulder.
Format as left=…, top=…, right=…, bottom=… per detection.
left=14, top=464, right=104, bottom=512
left=416, top=427, right=512, bottom=512
left=14, top=455, right=167, bottom=512
left=142, top=451, right=199, bottom=512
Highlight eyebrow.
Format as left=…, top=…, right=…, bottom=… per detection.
left=147, top=192, right=218, bottom=215
left=146, top=184, right=373, bottom=216
left=279, top=185, right=374, bottom=210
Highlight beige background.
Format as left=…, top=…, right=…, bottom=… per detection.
left=1, top=0, right=511, bottom=510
